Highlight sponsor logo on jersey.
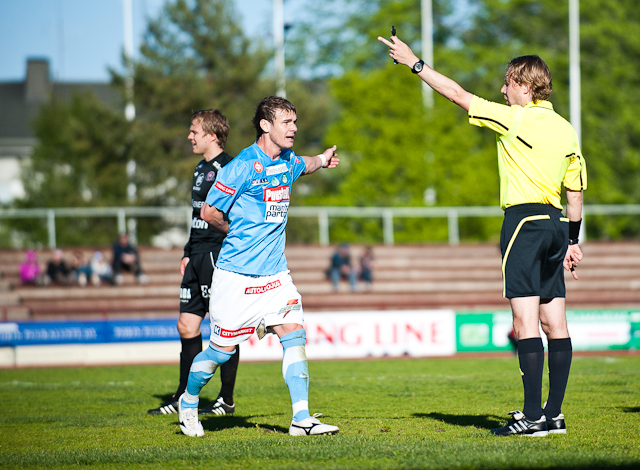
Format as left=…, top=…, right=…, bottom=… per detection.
left=180, top=287, right=191, bottom=302
left=264, top=202, right=289, bottom=223
left=194, top=171, right=199, bottom=176
left=196, top=174, right=204, bottom=186
left=206, top=171, right=215, bottom=181
left=215, top=181, right=236, bottom=195
left=244, top=279, right=282, bottom=294
left=192, top=217, right=209, bottom=229
left=213, top=161, right=222, bottom=171
left=264, top=185, right=290, bottom=202
left=213, top=325, right=256, bottom=338
left=271, top=177, right=279, bottom=186
left=200, top=285, right=210, bottom=298
left=266, top=163, right=288, bottom=176
left=192, top=200, right=205, bottom=208
left=279, top=298, right=301, bottom=317
left=282, top=174, right=288, bottom=184
left=254, top=161, right=263, bottom=173
left=251, top=178, right=268, bottom=186
left=295, top=157, right=301, bottom=164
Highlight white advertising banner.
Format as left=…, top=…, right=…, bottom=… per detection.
left=238, top=310, right=457, bottom=361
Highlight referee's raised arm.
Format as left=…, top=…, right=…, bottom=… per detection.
left=377, top=34, right=474, bottom=111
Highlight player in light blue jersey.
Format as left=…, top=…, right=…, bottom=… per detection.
left=175, top=96, right=341, bottom=438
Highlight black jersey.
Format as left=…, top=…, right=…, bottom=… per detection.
left=183, top=152, right=234, bottom=258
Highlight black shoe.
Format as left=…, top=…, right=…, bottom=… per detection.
left=199, top=397, right=235, bottom=416
left=490, top=410, right=548, bottom=437
left=547, top=413, right=567, bottom=434
left=147, top=397, right=179, bottom=415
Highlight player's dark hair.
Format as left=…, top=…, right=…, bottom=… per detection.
left=191, top=109, right=230, bottom=149
left=506, top=55, right=553, bottom=103
left=252, top=96, right=296, bottom=140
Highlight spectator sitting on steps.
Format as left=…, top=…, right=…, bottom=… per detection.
left=70, top=251, right=93, bottom=287
left=45, top=249, right=70, bottom=286
left=327, top=243, right=357, bottom=292
left=358, top=246, right=374, bottom=291
left=20, top=250, right=45, bottom=286
left=90, top=251, right=113, bottom=286
left=112, top=233, right=148, bottom=285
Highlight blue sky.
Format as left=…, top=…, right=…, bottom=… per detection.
left=0, top=0, right=307, bottom=82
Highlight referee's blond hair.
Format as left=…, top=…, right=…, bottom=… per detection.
left=506, top=55, right=553, bottom=103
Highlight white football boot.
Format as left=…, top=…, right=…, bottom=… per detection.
left=178, top=393, right=204, bottom=437
left=289, top=413, right=339, bottom=436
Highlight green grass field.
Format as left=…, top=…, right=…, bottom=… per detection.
left=1, top=354, right=639, bottom=469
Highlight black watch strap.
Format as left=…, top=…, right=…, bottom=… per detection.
left=411, top=59, right=425, bottom=74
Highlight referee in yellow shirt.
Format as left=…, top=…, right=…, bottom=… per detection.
left=379, top=34, right=587, bottom=437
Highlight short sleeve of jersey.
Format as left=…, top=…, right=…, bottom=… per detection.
left=287, top=150, right=306, bottom=182
left=563, top=145, right=588, bottom=191
left=205, top=159, right=249, bottom=213
left=468, top=96, right=513, bottom=136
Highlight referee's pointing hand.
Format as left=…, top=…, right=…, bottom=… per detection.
left=377, top=35, right=419, bottom=69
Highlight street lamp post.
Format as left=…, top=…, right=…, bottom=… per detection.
left=123, top=0, right=137, bottom=242
left=273, top=0, right=286, bottom=98
left=421, top=0, right=434, bottom=109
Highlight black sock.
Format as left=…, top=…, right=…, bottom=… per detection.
left=175, top=334, right=202, bottom=398
left=517, top=337, right=544, bottom=421
left=545, top=338, right=572, bottom=418
left=218, top=344, right=240, bottom=404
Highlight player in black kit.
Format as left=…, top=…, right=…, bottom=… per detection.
left=148, top=109, right=240, bottom=416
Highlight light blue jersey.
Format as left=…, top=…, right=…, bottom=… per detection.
left=205, top=143, right=307, bottom=276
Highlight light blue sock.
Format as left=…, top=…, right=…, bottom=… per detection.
left=280, top=329, right=311, bottom=422
left=181, top=344, right=235, bottom=410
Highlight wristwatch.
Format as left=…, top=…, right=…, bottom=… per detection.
left=411, top=59, right=425, bottom=74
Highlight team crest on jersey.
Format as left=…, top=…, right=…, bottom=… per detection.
left=251, top=178, right=268, bottom=186
left=266, top=163, right=288, bottom=176
left=206, top=171, right=215, bottom=181
left=254, top=161, right=263, bottom=173
left=215, top=181, right=235, bottom=195
left=282, top=174, right=288, bottom=184
left=264, top=185, right=290, bottom=202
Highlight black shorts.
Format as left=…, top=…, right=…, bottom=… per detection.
left=179, top=252, right=216, bottom=317
left=500, top=203, right=568, bottom=299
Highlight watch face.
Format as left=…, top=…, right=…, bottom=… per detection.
left=414, top=61, right=423, bottom=73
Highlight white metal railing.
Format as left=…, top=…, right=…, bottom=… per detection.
left=1, top=204, right=639, bottom=248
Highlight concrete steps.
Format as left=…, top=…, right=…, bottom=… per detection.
left=1, top=241, right=640, bottom=320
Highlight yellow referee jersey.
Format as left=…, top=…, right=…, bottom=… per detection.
left=468, top=96, right=587, bottom=210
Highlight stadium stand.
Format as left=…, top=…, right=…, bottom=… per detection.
left=1, top=242, right=640, bottom=320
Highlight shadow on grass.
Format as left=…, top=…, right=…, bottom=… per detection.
left=621, top=406, right=640, bottom=413
left=413, top=412, right=503, bottom=430
left=199, top=413, right=289, bottom=434
left=148, top=394, right=291, bottom=434
left=150, top=393, right=175, bottom=405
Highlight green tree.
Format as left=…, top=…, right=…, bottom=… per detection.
left=12, top=93, right=135, bottom=246
left=292, top=0, right=640, bottom=242
left=11, top=0, right=335, bottom=246
left=461, top=0, right=640, bottom=238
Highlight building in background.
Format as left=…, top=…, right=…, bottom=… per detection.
left=0, top=59, right=117, bottom=204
